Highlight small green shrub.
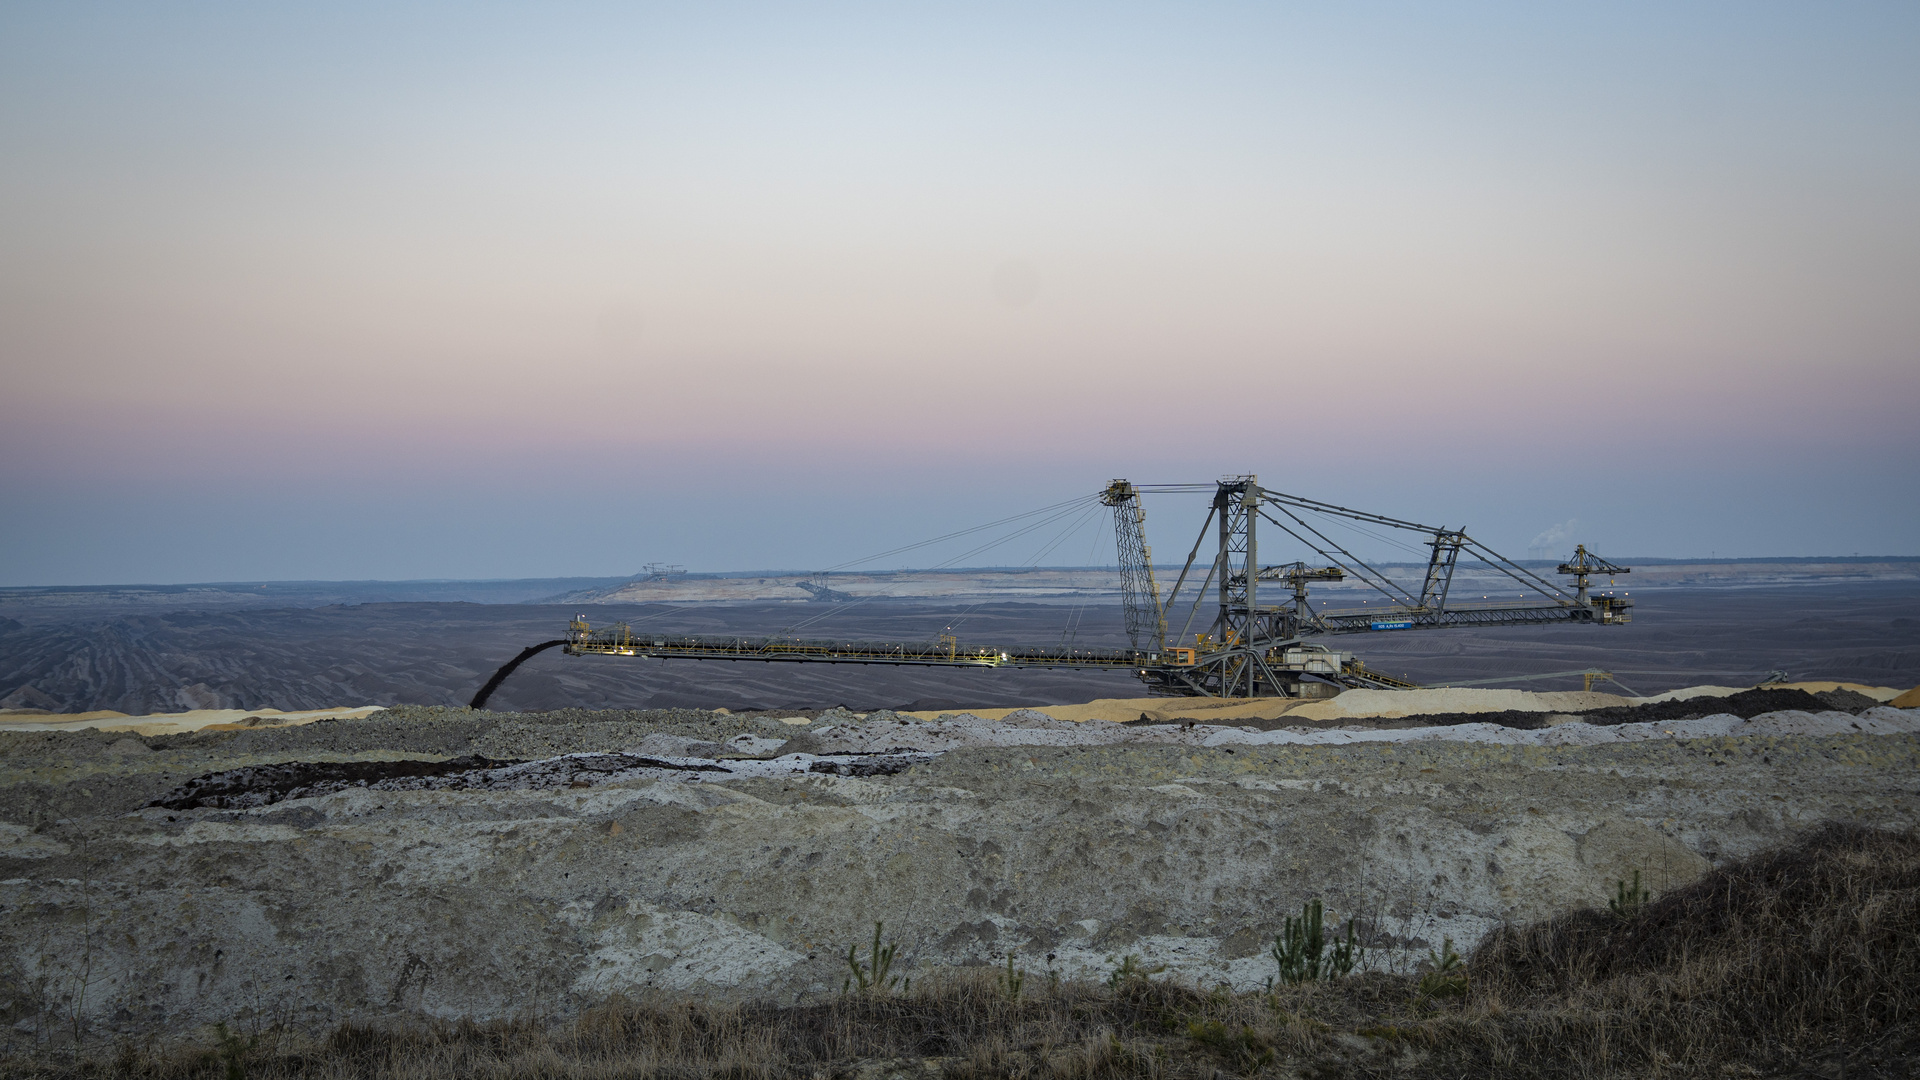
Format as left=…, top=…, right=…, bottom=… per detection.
left=1610, top=869, right=1651, bottom=918
left=1328, top=914, right=1364, bottom=977
left=1415, top=936, right=1468, bottom=1000
left=843, top=921, right=902, bottom=995
left=998, top=952, right=1025, bottom=1002
left=1104, top=953, right=1164, bottom=989
left=1271, top=899, right=1364, bottom=985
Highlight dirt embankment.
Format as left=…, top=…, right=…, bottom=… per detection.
left=2, top=699, right=1915, bottom=1046
left=14, top=824, right=1913, bottom=1080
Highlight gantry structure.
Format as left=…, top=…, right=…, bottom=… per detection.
left=533, top=475, right=1632, bottom=701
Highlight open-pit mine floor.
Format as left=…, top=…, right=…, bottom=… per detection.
left=2, top=683, right=1916, bottom=1048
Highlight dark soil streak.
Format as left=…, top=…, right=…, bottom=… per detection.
left=1362, top=687, right=1873, bottom=731
left=147, top=754, right=519, bottom=810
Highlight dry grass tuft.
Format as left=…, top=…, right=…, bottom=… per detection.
left=7, top=824, right=1915, bottom=1078
left=1462, top=821, right=1920, bottom=1076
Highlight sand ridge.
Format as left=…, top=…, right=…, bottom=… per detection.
left=1, top=682, right=1906, bottom=734
left=0, top=705, right=384, bottom=735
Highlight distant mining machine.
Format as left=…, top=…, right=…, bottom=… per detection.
left=1100, top=476, right=1630, bottom=698
left=501, top=475, right=1633, bottom=705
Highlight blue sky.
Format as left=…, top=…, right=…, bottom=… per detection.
left=3, top=2, right=1916, bottom=583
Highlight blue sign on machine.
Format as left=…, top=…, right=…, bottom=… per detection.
left=1370, top=620, right=1414, bottom=631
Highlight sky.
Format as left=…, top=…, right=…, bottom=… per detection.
left=2, top=1, right=1916, bottom=584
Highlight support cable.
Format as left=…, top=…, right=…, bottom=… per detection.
left=1261, top=492, right=1573, bottom=605
left=1175, top=555, right=1222, bottom=645
left=1159, top=505, right=1219, bottom=616
left=942, top=500, right=1106, bottom=636
left=1458, top=538, right=1574, bottom=602
left=1256, top=490, right=1445, bottom=535
left=921, top=497, right=1103, bottom=573
left=1057, top=508, right=1116, bottom=644
left=1296, top=507, right=1432, bottom=560
left=817, top=494, right=1098, bottom=574
left=1257, top=506, right=1422, bottom=608
left=777, top=496, right=1101, bottom=638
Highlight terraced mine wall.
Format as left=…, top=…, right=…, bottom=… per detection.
left=2, top=702, right=1917, bottom=1045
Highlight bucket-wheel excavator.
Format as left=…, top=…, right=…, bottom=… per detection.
left=1099, top=477, right=1630, bottom=697
left=476, top=475, right=1632, bottom=705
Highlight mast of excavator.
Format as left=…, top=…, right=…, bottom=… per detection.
left=1213, top=475, right=1260, bottom=649
left=1101, top=480, right=1166, bottom=652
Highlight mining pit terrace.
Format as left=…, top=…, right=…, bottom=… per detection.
left=1, top=681, right=1915, bottom=1041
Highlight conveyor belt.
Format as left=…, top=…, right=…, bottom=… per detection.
left=564, top=630, right=1152, bottom=670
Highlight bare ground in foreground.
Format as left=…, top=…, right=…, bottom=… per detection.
left=6, top=824, right=1915, bottom=1080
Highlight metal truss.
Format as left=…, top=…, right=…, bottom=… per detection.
left=545, top=475, right=1634, bottom=701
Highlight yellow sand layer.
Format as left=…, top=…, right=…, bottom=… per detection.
left=1282, top=688, right=1636, bottom=722
left=2, top=681, right=1905, bottom=736
left=0, top=706, right=384, bottom=736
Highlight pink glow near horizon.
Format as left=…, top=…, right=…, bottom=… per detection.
left=2, top=3, right=1916, bottom=581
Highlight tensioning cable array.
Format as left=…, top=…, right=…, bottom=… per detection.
left=477, top=474, right=1634, bottom=705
